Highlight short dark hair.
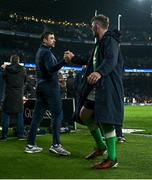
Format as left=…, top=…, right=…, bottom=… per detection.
left=68, top=70, right=73, bottom=76
left=91, top=14, right=109, bottom=29
left=10, top=55, right=20, bottom=64
left=40, top=31, right=54, bottom=42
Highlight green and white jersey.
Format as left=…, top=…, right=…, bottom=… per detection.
left=87, top=45, right=99, bottom=101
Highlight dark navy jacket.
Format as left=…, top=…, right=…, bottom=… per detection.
left=35, top=44, right=67, bottom=108
left=35, top=44, right=66, bottom=83
left=72, top=30, right=124, bottom=126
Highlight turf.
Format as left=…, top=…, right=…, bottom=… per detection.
left=0, top=105, right=152, bottom=179
left=124, top=105, right=152, bottom=134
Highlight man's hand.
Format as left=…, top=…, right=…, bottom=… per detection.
left=64, top=50, right=75, bottom=63
left=87, top=72, right=102, bottom=85
left=23, top=96, right=28, bottom=104
left=1, top=64, right=7, bottom=69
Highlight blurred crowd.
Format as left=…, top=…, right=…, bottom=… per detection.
left=0, top=19, right=44, bottom=34
left=0, top=17, right=152, bottom=104
left=21, top=70, right=152, bottom=104
left=0, top=18, right=152, bottom=44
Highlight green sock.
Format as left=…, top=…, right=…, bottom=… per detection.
left=83, top=118, right=106, bottom=150
left=90, top=128, right=106, bottom=150
left=105, top=136, right=116, bottom=161
left=102, top=124, right=116, bottom=161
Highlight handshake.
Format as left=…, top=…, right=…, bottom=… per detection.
left=1, top=64, right=7, bottom=69
left=63, top=51, right=75, bottom=63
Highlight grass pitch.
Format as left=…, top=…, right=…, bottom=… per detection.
left=0, top=105, right=152, bottom=179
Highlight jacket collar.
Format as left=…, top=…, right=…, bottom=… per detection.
left=40, top=44, right=51, bottom=50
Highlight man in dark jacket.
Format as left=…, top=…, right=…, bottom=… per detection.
left=0, top=66, right=4, bottom=122
left=66, top=70, right=75, bottom=98
left=25, top=32, right=71, bottom=155
left=0, top=66, right=4, bottom=108
left=73, top=66, right=86, bottom=106
left=65, top=14, right=124, bottom=169
left=0, top=55, right=26, bottom=140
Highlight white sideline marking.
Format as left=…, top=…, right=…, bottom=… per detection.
left=122, top=128, right=145, bottom=134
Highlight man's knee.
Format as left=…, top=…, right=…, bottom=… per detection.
left=79, top=106, right=93, bottom=121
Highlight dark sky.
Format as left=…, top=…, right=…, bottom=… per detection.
left=0, top=0, right=152, bottom=28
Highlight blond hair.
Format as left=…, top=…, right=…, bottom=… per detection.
left=91, top=14, right=109, bottom=29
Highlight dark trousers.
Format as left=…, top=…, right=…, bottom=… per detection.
left=1, top=112, right=24, bottom=138
left=115, top=125, right=123, bottom=137
left=27, top=81, right=63, bottom=145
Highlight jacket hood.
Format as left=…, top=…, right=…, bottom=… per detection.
left=6, top=64, right=23, bottom=74
left=103, top=29, right=122, bottom=43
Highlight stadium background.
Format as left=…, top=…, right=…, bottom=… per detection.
left=0, top=0, right=152, bottom=179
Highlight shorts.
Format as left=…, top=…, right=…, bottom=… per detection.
left=84, top=99, right=95, bottom=110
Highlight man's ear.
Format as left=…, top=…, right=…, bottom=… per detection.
left=96, top=23, right=101, bottom=30
left=43, top=38, right=47, bottom=44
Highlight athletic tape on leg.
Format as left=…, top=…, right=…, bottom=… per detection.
left=105, top=130, right=116, bottom=139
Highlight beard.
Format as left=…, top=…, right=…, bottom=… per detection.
left=48, top=42, right=55, bottom=48
left=92, top=31, right=98, bottom=38
left=51, top=43, right=55, bottom=47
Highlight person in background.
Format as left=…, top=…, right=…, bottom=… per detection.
left=58, top=72, right=66, bottom=98
left=66, top=70, right=75, bottom=98
left=0, top=55, right=26, bottom=141
left=0, top=66, right=4, bottom=122
left=115, top=125, right=126, bottom=143
left=24, top=76, right=36, bottom=98
left=73, top=65, right=86, bottom=106
left=0, top=66, right=4, bottom=106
